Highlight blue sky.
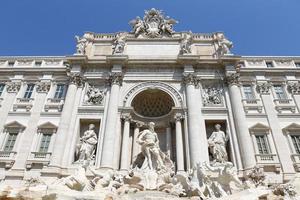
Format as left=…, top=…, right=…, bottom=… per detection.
left=0, top=0, right=299, bottom=56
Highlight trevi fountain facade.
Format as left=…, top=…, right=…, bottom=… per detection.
left=0, top=8, right=300, bottom=200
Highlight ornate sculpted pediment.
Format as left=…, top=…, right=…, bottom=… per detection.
left=129, top=8, right=178, bottom=38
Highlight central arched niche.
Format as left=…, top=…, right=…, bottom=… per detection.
left=131, top=89, right=175, bottom=118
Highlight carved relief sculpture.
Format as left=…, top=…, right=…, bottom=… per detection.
left=202, top=86, right=223, bottom=106
left=36, top=82, right=50, bottom=93
left=208, top=124, right=229, bottom=163
left=6, top=82, right=21, bottom=93
left=75, top=124, right=98, bottom=164
left=86, top=85, right=104, bottom=105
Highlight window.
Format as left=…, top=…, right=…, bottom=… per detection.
left=4, top=132, right=18, bottom=152
left=255, top=135, right=271, bottom=154
left=39, top=133, right=52, bottom=153
left=273, top=85, right=287, bottom=99
left=23, top=84, right=35, bottom=99
left=243, top=85, right=255, bottom=99
left=295, top=63, right=300, bottom=68
left=291, top=135, right=300, bottom=154
left=8, top=61, right=15, bottom=66
left=54, top=84, right=66, bottom=99
left=0, top=84, right=5, bottom=96
left=35, top=61, right=42, bottom=66
left=266, top=62, right=273, bottom=68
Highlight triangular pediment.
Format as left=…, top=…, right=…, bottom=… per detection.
left=249, top=123, right=270, bottom=130
left=4, top=121, right=26, bottom=129
left=283, top=123, right=300, bottom=131
left=37, top=121, right=58, bottom=129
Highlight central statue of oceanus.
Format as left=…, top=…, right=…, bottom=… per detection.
left=132, top=122, right=174, bottom=173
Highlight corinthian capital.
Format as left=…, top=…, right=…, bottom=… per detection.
left=287, top=81, right=300, bottom=95
left=182, top=73, right=201, bottom=88
left=68, top=73, right=84, bottom=87
left=256, top=81, right=272, bottom=94
left=121, top=113, right=131, bottom=121
left=6, top=82, right=21, bottom=93
left=36, top=82, right=51, bottom=93
left=108, top=72, right=123, bottom=86
left=225, top=73, right=240, bottom=85
left=174, top=113, right=184, bottom=121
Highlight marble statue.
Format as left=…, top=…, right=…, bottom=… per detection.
left=129, top=16, right=145, bottom=36
left=135, top=122, right=167, bottom=171
left=215, top=33, right=233, bottom=57
left=180, top=32, right=192, bottom=54
left=112, top=32, right=127, bottom=54
left=86, top=86, right=104, bottom=105
left=75, top=35, right=88, bottom=55
left=246, top=165, right=266, bottom=187
left=75, top=124, right=98, bottom=163
left=208, top=124, right=229, bottom=163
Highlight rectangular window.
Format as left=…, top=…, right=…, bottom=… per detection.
left=0, top=84, right=5, bottom=96
left=273, top=85, right=287, bottom=99
left=23, top=84, right=35, bottom=99
left=266, top=62, right=273, bottom=68
left=291, top=135, right=300, bottom=154
left=54, top=84, right=66, bottom=99
left=243, top=85, right=255, bottom=99
left=295, top=63, right=300, bottom=68
left=39, top=133, right=52, bottom=153
left=4, top=132, right=18, bottom=152
left=255, top=135, right=270, bottom=154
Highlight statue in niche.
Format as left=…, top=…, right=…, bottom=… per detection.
left=208, top=124, right=229, bottom=163
left=75, top=124, right=98, bottom=163
left=132, top=122, right=173, bottom=172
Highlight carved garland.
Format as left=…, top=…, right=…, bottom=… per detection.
left=123, top=81, right=183, bottom=107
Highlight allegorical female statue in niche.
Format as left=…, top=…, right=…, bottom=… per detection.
left=75, top=124, right=98, bottom=163
left=208, top=124, right=229, bottom=163
left=132, top=122, right=174, bottom=173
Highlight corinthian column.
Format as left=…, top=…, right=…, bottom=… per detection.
left=0, top=81, right=21, bottom=132
left=183, top=73, right=209, bottom=166
left=120, top=114, right=131, bottom=171
left=50, top=73, right=84, bottom=168
left=174, top=113, right=185, bottom=172
left=226, top=73, right=256, bottom=169
left=100, top=72, right=123, bottom=169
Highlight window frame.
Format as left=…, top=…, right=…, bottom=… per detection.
left=242, top=84, right=255, bottom=100
left=23, top=83, right=35, bottom=99
left=273, top=84, right=287, bottom=100
left=53, top=84, right=66, bottom=99
left=0, top=83, right=5, bottom=96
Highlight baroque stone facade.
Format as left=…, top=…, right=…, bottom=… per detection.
left=0, top=8, right=300, bottom=200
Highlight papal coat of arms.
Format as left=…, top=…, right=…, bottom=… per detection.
left=129, top=8, right=178, bottom=38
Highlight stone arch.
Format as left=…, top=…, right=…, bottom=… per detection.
left=123, top=81, right=183, bottom=107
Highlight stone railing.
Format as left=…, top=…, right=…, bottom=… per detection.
left=0, top=151, right=17, bottom=168
left=26, top=152, right=52, bottom=169
left=0, top=58, right=66, bottom=68
left=242, top=99, right=263, bottom=113
left=241, top=59, right=300, bottom=68
left=291, top=154, right=300, bottom=172
left=13, top=98, right=34, bottom=112
left=273, top=98, right=296, bottom=114
left=44, top=98, right=64, bottom=112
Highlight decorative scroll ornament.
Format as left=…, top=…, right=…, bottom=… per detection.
left=202, top=86, right=223, bottom=106
left=225, top=73, right=240, bottom=85
left=6, top=82, right=21, bottom=93
left=129, top=8, right=178, bottom=38
left=86, top=85, right=104, bottom=105
left=214, top=33, right=233, bottom=57
left=68, top=72, right=84, bottom=87
left=112, top=32, right=127, bottom=54
left=180, top=32, right=193, bottom=55
left=36, top=82, right=51, bottom=93
left=288, top=81, right=300, bottom=94
left=108, top=72, right=123, bottom=86
left=256, top=82, right=272, bottom=94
